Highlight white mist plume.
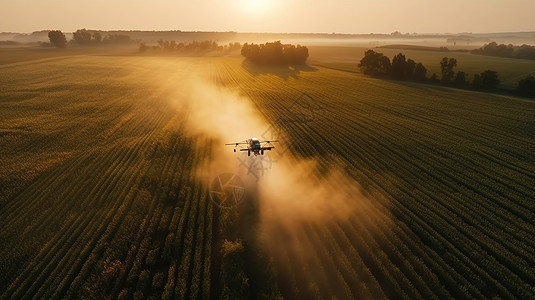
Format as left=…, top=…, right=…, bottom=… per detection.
left=168, top=77, right=377, bottom=222
left=162, top=76, right=387, bottom=295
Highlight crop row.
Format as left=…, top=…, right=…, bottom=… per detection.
left=0, top=57, right=214, bottom=298
left=214, top=58, right=535, bottom=299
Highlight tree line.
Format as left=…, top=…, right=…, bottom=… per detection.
left=139, top=40, right=241, bottom=54
left=358, top=50, right=428, bottom=82
left=472, top=42, right=535, bottom=60
left=47, top=29, right=132, bottom=48
left=358, top=50, right=535, bottom=97
left=241, top=41, right=309, bottom=65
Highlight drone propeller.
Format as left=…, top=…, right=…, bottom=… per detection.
left=225, top=142, right=247, bottom=146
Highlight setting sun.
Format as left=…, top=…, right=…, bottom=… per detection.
left=240, top=0, right=275, bottom=15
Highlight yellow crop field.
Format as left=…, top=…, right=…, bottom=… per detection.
left=1, top=50, right=534, bottom=299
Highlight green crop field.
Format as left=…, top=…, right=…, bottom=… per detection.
left=309, top=45, right=535, bottom=89
left=1, top=49, right=534, bottom=299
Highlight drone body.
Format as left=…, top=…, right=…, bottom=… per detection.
left=225, top=138, right=278, bottom=156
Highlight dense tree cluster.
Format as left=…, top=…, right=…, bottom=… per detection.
left=472, top=42, right=535, bottom=60
left=391, top=53, right=428, bottom=81
left=358, top=50, right=427, bottom=81
left=358, top=50, right=391, bottom=76
left=359, top=51, right=505, bottom=91
left=139, top=40, right=240, bottom=54
left=48, top=30, right=67, bottom=48
left=72, top=29, right=130, bottom=46
left=241, top=41, right=309, bottom=65
left=453, top=71, right=469, bottom=88
left=515, top=75, right=535, bottom=97
left=473, top=70, right=500, bottom=90
left=439, top=56, right=500, bottom=90
left=103, top=34, right=131, bottom=45
left=72, top=29, right=100, bottom=45
left=440, top=57, right=457, bottom=83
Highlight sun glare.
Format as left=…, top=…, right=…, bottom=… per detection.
left=240, top=0, right=273, bottom=15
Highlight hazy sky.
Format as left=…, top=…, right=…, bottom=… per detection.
left=1, top=0, right=534, bottom=34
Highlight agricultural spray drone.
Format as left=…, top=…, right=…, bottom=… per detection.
left=225, top=138, right=278, bottom=156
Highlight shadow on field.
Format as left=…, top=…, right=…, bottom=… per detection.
left=241, top=60, right=318, bottom=80
left=210, top=179, right=279, bottom=299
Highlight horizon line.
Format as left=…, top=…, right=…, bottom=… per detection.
left=3, top=29, right=535, bottom=36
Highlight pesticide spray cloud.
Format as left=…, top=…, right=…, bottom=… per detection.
left=175, top=78, right=375, bottom=217
left=173, top=77, right=270, bottom=184
left=165, top=75, right=388, bottom=296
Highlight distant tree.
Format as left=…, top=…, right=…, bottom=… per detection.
left=480, top=70, right=500, bottom=89
left=157, top=39, right=168, bottom=50
left=390, top=53, right=418, bottom=80
left=282, top=44, right=297, bottom=64
left=516, top=44, right=535, bottom=60
left=473, top=70, right=499, bottom=90
left=48, top=30, right=67, bottom=48
left=138, top=42, right=148, bottom=52
left=241, top=41, right=308, bottom=65
left=390, top=53, right=407, bottom=79
left=453, top=71, right=469, bottom=87
left=259, top=41, right=284, bottom=64
left=429, top=73, right=439, bottom=83
left=242, top=43, right=260, bottom=61
left=358, top=50, right=391, bottom=76
left=93, top=32, right=101, bottom=44
left=293, top=44, right=309, bottom=64
left=472, top=74, right=481, bottom=88
left=413, top=63, right=427, bottom=81
left=361, top=51, right=425, bottom=81
left=139, top=39, right=232, bottom=54
left=73, top=29, right=93, bottom=45
left=169, top=40, right=177, bottom=51
left=440, top=57, right=457, bottom=83
left=515, top=75, right=535, bottom=97
left=406, top=59, right=416, bottom=78
left=472, top=42, right=535, bottom=60
left=472, top=42, right=514, bottom=58
left=72, top=29, right=105, bottom=45
left=228, top=42, right=241, bottom=51
left=102, top=34, right=131, bottom=45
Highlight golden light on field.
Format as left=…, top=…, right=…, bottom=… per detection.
left=1, top=0, right=535, bottom=296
